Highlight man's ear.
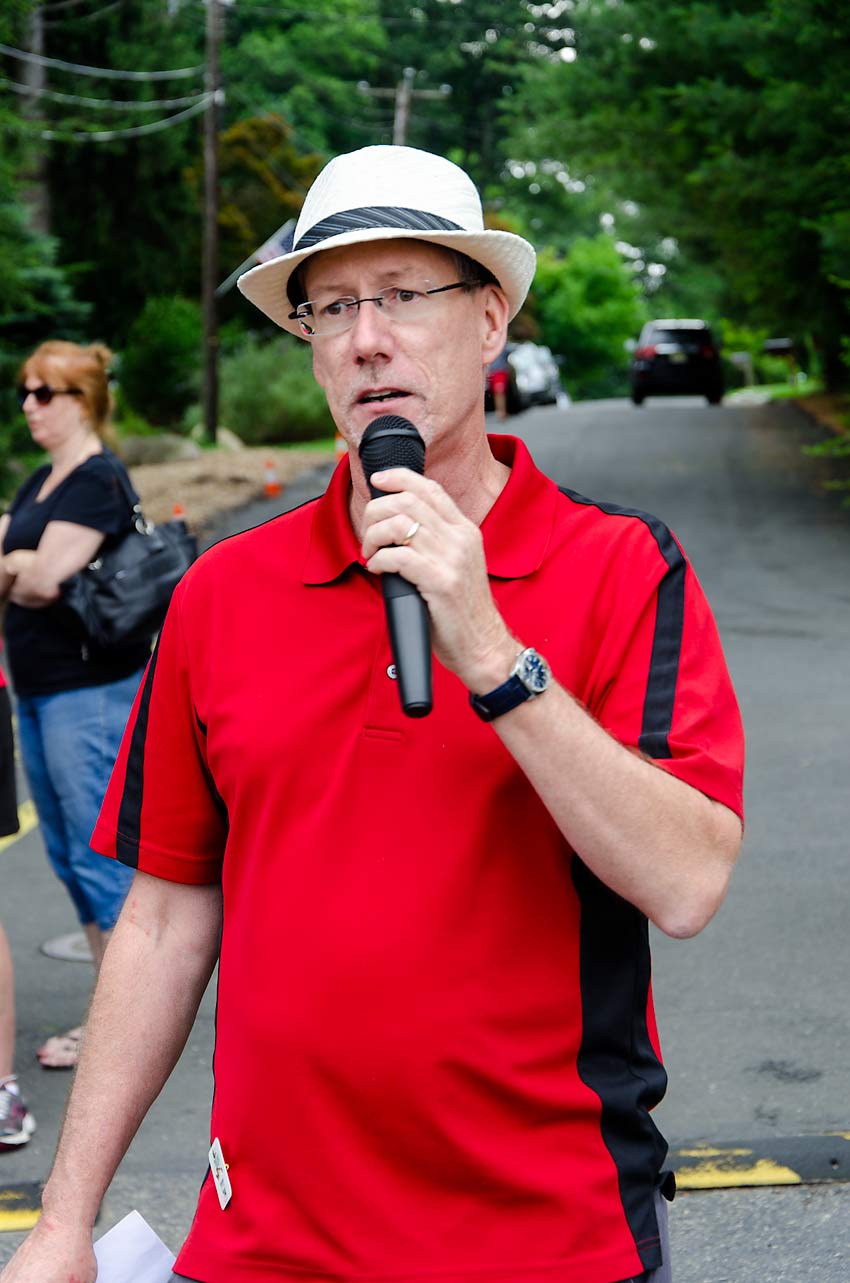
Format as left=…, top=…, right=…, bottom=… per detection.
left=479, top=285, right=511, bottom=364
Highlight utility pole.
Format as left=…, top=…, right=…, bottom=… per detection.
left=392, top=66, right=414, bottom=146
left=357, top=68, right=451, bottom=147
left=202, top=0, right=223, bottom=443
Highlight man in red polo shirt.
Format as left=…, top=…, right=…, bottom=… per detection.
left=4, top=146, right=743, bottom=1283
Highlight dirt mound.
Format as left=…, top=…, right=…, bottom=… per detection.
left=130, top=446, right=336, bottom=532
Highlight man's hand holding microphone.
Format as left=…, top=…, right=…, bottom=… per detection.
left=359, top=416, right=516, bottom=715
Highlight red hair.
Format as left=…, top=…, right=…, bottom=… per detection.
left=19, top=341, right=114, bottom=439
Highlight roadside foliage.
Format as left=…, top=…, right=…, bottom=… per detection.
left=1, top=0, right=847, bottom=477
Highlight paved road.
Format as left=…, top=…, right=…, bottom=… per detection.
left=2, top=399, right=848, bottom=1278
left=512, top=396, right=850, bottom=1146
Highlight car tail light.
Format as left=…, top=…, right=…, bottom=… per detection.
left=701, top=346, right=716, bottom=358
left=635, top=345, right=657, bottom=358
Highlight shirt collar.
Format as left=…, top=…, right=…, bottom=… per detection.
left=302, top=433, right=558, bottom=585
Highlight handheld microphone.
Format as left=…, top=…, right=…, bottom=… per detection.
left=359, top=415, right=433, bottom=718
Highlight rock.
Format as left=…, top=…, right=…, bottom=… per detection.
left=215, top=427, right=246, bottom=453
left=117, top=434, right=204, bottom=465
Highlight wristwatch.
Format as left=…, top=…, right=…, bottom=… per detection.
left=469, top=647, right=552, bottom=722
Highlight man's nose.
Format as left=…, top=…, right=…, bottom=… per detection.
left=349, top=297, right=394, bottom=358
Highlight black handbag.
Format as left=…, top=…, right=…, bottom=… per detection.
left=59, top=453, right=197, bottom=648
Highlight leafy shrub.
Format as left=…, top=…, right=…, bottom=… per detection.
left=119, top=296, right=202, bottom=427
left=532, top=238, right=647, bottom=401
left=200, top=335, right=334, bottom=444
left=111, top=383, right=160, bottom=438
left=0, top=346, right=39, bottom=501
left=717, top=320, right=802, bottom=388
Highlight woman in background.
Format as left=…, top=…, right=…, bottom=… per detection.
left=0, top=927, right=35, bottom=1150
left=0, top=660, right=35, bottom=1149
left=0, top=341, right=149, bottom=1069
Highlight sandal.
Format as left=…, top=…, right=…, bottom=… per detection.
left=37, top=1025, right=84, bottom=1070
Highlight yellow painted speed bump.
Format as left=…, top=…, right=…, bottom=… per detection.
left=674, top=1146, right=799, bottom=1188
left=672, top=1134, right=850, bottom=1190
left=0, top=1183, right=42, bottom=1233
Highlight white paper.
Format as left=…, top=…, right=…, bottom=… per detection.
left=209, top=1137, right=232, bottom=1210
left=93, top=1209, right=176, bottom=1283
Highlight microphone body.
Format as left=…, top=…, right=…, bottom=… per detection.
left=359, top=416, right=433, bottom=718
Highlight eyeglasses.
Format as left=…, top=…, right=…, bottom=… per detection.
left=16, top=384, right=83, bottom=409
left=289, top=280, right=472, bottom=338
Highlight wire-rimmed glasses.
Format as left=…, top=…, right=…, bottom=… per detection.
left=289, top=280, right=472, bottom=338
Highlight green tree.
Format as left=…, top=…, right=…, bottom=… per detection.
left=222, top=0, right=387, bottom=157
left=0, top=0, right=90, bottom=483
left=507, top=0, right=850, bottom=387
left=532, top=236, right=647, bottom=399
left=3, top=0, right=630, bottom=350
left=12, top=0, right=206, bottom=342
left=120, top=296, right=202, bottom=427
left=185, top=114, right=323, bottom=307
left=0, top=0, right=87, bottom=339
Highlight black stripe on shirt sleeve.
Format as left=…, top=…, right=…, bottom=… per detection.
left=559, top=488, right=686, bottom=759
left=194, top=709, right=229, bottom=830
left=115, top=641, right=160, bottom=868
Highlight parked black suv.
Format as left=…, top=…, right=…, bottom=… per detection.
left=631, top=319, right=724, bottom=406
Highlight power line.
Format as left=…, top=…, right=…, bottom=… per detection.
left=0, top=41, right=203, bottom=80
left=44, top=1, right=131, bottom=27
left=39, top=0, right=100, bottom=12
left=204, top=0, right=530, bottom=33
left=39, top=92, right=213, bottom=141
left=0, top=75, right=207, bottom=110
left=237, top=3, right=461, bottom=26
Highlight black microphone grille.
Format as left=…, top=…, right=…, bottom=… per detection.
left=359, top=415, right=425, bottom=479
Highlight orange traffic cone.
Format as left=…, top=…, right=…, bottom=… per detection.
left=172, top=502, right=186, bottom=520
left=263, top=458, right=282, bottom=498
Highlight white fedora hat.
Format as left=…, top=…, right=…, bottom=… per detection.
left=237, top=145, right=536, bottom=338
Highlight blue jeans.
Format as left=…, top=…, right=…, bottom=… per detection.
left=16, top=671, right=144, bottom=931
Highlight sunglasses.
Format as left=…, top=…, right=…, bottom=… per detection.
left=16, top=384, right=83, bottom=409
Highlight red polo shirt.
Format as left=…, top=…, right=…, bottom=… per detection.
left=94, top=435, right=744, bottom=1283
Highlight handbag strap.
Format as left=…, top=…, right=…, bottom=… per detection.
left=99, top=448, right=152, bottom=534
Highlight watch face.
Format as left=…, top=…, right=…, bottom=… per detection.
left=519, top=649, right=550, bottom=694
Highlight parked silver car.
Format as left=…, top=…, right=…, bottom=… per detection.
left=508, top=343, right=565, bottom=406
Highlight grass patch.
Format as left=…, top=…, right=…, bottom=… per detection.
left=726, top=378, right=824, bottom=401
left=764, top=379, right=825, bottom=400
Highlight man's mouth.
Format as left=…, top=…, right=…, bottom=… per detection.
left=359, top=389, right=411, bottom=405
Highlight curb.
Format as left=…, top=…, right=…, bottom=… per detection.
left=671, top=1133, right=850, bottom=1190
left=0, top=1183, right=42, bottom=1233
left=3, top=1135, right=847, bottom=1233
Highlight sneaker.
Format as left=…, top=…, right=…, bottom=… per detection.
left=0, top=1078, right=36, bottom=1150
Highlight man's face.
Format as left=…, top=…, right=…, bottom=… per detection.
left=303, top=239, right=506, bottom=454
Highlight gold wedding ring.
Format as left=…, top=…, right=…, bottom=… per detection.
left=401, top=521, right=420, bottom=546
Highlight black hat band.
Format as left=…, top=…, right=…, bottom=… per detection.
left=295, top=206, right=464, bottom=252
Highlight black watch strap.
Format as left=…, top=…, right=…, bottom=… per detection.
left=469, top=674, right=534, bottom=723
left=470, top=648, right=552, bottom=722
left=469, top=672, right=535, bottom=723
